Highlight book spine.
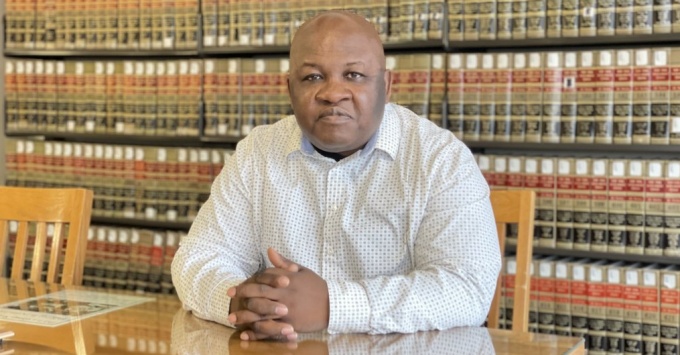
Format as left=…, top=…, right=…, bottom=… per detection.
left=463, top=54, right=481, bottom=141
left=571, top=262, right=589, bottom=340
left=665, top=162, right=680, bottom=257
left=526, top=0, right=546, bottom=38
left=576, top=51, right=596, bottom=143
left=574, top=159, right=593, bottom=250
left=542, top=52, right=562, bottom=143
left=606, top=264, right=626, bottom=354
left=588, top=263, right=608, bottom=354
left=644, top=161, right=666, bottom=255
left=650, top=48, right=671, bottom=145
left=623, top=267, right=643, bottom=355
left=556, top=158, right=575, bottom=250
left=512, top=0, right=527, bottom=39
left=616, top=0, right=634, bottom=35
left=538, top=157, right=557, bottom=248
left=554, top=260, right=572, bottom=336
left=463, top=1, right=480, bottom=40
left=429, top=54, right=446, bottom=129
left=660, top=268, right=680, bottom=354
left=525, top=52, right=543, bottom=143
left=608, top=160, right=628, bottom=254
left=413, top=0, right=429, bottom=40
left=479, top=54, right=496, bottom=141
left=511, top=53, right=528, bottom=142
left=674, top=0, right=680, bottom=32
left=546, top=0, right=562, bottom=37
left=479, top=1, right=497, bottom=40
left=614, top=50, right=634, bottom=144
left=597, top=0, right=616, bottom=36
left=538, top=258, right=557, bottom=334
left=494, top=53, right=513, bottom=142
left=561, top=52, right=578, bottom=143
left=529, top=258, right=540, bottom=333
left=670, top=48, right=680, bottom=145
left=641, top=268, right=661, bottom=355
left=654, top=0, right=673, bottom=33
left=447, top=0, right=464, bottom=42
left=497, top=0, right=513, bottom=39
left=561, top=0, right=579, bottom=37
left=579, top=0, right=597, bottom=37
left=505, top=258, right=517, bottom=330
left=633, top=0, right=654, bottom=34
left=625, top=160, right=646, bottom=255
left=632, top=49, right=652, bottom=144
left=594, top=50, right=616, bottom=144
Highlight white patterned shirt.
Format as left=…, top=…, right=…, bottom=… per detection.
left=171, top=103, right=501, bottom=334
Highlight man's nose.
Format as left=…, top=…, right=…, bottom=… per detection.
left=315, top=78, right=351, bottom=104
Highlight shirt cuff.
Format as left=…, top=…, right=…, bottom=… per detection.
left=326, top=279, right=371, bottom=334
left=203, top=278, right=241, bottom=327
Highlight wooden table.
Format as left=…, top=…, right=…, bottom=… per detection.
left=0, top=279, right=584, bottom=354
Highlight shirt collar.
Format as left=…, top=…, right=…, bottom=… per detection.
left=285, top=104, right=400, bottom=160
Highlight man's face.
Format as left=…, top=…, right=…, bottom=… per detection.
left=287, top=17, right=392, bottom=156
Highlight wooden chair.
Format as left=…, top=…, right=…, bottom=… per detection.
left=487, top=189, right=535, bottom=333
left=0, top=187, right=93, bottom=286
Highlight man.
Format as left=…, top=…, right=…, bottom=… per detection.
left=171, top=11, right=500, bottom=342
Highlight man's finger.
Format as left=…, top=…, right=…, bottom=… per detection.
left=230, top=282, right=277, bottom=300
left=239, top=319, right=298, bottom=341
left=268, top=247, right=300, bottom=272
left=254, top=271, right=290, bottom=288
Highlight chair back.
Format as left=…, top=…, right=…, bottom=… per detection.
left=0, top=187, right=93, bottom=285
left=487, top=189, right=535, bottom=333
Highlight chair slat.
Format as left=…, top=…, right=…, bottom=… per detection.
left=0, top=220, right=8, bottom=278
left=46, top=222, right=65, bottom=284
left=30, top=222, right=49, bottom=282
left=12, top=221, right=30, bottom=280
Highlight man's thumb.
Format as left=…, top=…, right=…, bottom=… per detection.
left=268, top=247, right=299, bottom=272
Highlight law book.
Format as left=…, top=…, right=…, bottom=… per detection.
left=202, top=60, right=218, bottom=136
left=530, top=258, right=540, bottom=333
left=216, top=0, right=230, bottom=46
left=429, top=54, right=446, bottom=128
left=674, top=0, right=680, bottom=32
left=496, top=0, right=513, bottom=39
left=525, top=52, right=543, bottom=143
left=665, top=161, right=680, bottom=257
left=556, top=158, right=575, bottom=250
left=634, top=0, right=654, bottom=34
left=650, top=48, right=671, bottom=145
left=478, top=1, right=497, bottom=40
left=538, top=257, right=558, bottom=334
left=576, top=51, right=596, bottom=143
left=641, top=265, right=661, bottom=355
left=479, top=54, right=496, bottom=141
left=103, top=227, right=119, bottom=288
left=545, top=0, right=561, bottom=37
left=659, top=266, right=680, bottom=355
left=614, top=49, right=634, bottom=145
left=410, top=54, right=432, bottom=120
left=492, top=156, right=509, bottom=190
left=570, top=260, right=589, bottom=341
left=512, top=0, right=527, bottom=39
left=608, top=160, right=628, bottom=254
left=5, top=60, right=19, bottom=131
left=504, top=257, right=518, bottom=330
left=521, top=157, right=539, bottom=245
left=654, top=0, right=673, bottom=33
left=671, top=48, right=680, bottom=145
left=161, top=231, right=180, bottom=294
left=644, top=160, right=666, bottom=256
left=399, top=0, right=416, bottom=42
left=588, top=261, right=610, bottom=355
left=463, top=2, right=480, bottom=40
left=573, top=159, right=593, bottom=251
left=632, top=49, right=652, bottom=145
left=625, top=160, right=646, bottom=255
left=462, top=54, right=481, bottom=141
left=493, top=53, right=513, bottom=141
left=594, top=50, right=616, bottom=144
left=561, top=0, right=579, bottom=37
left=413, top=0, right=429, bottom=41
left=511, top=53, right=528, bottom=142
left=447, top=0, right=464, bottom=42
left=139, top=0, right=153, bottom=49
left=542, top=52, right=562, bottom=143
left=83, top=226, right=97, bottom=286
left=425, top=0, right=443, bottom=40
left=154, top=62, right=168, bottom=135
left=616, top=0, right=634, bottom=35
left=606, top=262, right=627, bottom=354
left=14, top=60, right=29, bottom=130
left=554, top=258, right=572, bottom=336
left=506, top=156, right=525, bottom=200
left=92, top=226, right=108, bottom=287
left=525, top=0, right=545, bottom=38
left=560, top=52, right=578, bottom=143
left=538, top=157, right=557, bottom=248
left=598, top=0, right=616, bottom=36
left=477, top=155, right=494, bottom=187
left=34, top=60, right=47, bottom=130
left=202, top=0, right=217, bottom=47
left=579, top=2, right=597, bottom=38
left=623, top=265, right=644, bottom=355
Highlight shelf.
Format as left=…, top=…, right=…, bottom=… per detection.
left=506, top=245, right=680, bottom=265
left=464, top=141, right=680, bottom=154
left=201, top=45, right=290, bottom=56
left=92, top=216, right=192, bottom=230
left=200, top=135, right=244, bottom=144
left=449, top=33, right=680, bottom=51
left=5, top=131, right=206, bottom=147
left=3, top=49, right=200, bottom=58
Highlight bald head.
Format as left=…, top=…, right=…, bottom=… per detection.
left=290, top=11, right=386, bottom=70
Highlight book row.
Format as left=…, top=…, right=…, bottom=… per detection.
left=476, top=153, right=680, bottom=257
left=501, top=256, right=680, bottom=354
left=448, top=0, right=680, bottom=41
left=4, top=139, right=232, bottom=222
left=6, top=47, right=680, bottom=144
left=7, top=221, right=184, bottom=294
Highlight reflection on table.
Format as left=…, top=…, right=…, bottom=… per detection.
left=0, top=279, right=584, bottom=354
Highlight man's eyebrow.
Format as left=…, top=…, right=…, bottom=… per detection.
left=298, top=61, right=367, bottom=69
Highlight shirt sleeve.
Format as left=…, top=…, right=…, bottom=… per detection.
left=171, top=137, right=262, bottom=327
left=326, top=143, right=501, bottom=334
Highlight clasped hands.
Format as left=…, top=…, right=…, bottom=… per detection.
left=227, top=248, right=329, bottom=341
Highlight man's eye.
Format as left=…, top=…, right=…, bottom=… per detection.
left=346, top=72, right=365, bottom=79
left=303, top=74, right=322, bottom=81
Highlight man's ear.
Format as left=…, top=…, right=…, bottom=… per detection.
left=383, top=69, right=393, bottom=102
